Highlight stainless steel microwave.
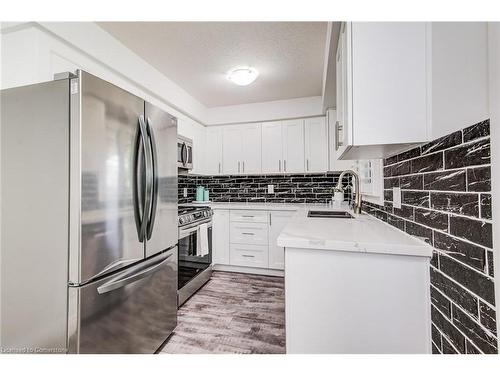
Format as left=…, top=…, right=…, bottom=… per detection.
left=177, top=135, right=193, bottom=170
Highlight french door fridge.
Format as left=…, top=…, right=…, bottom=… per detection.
left=1, top=70, right=178, bottom=353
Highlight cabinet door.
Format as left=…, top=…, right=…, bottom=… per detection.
left=283, top=119, right=305, bottom=173
left=212, top=210, right=230, bottom=265
left=351, top=22, right=428, bottom=145
left=261, top=121, right=283, bottom=173
left=205, top=127, right=223, bottom=174
left=241, top=123, right=262, bottom=174
left=269, top=211, right=294, bottom=270
left=222, top=126, right=242, bottom=174
left=304, top=117, right=328, bottom=172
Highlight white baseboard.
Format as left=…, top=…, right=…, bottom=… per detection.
left=213, top=264, right=284, bottom=277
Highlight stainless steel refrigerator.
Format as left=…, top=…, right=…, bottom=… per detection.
left=0, top=70, right=178, bottom=353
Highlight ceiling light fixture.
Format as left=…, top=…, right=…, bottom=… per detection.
left=227, top=66, right=259, bottom=86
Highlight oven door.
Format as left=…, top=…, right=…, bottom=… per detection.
left=178, top=220, right=212, bottom=290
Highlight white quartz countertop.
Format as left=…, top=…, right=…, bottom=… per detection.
left=277, top=207, right=432, bottom=258
left=185, top=201, right=432, bottom=258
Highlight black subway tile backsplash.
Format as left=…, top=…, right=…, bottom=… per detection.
left=449, top=216, right=492, bottom=249
left=178, top=172, right=350, bottom=205
left=433, top=231, right=486, bottom=273
left=402, top=191, right=430, bottom=207
left=444, top=138, right=490, bottom=170
left=414, top=208, right=449, bottom=231
left=421, top=130, right=462, bottom=155
left=452, top=306, right=498, bottom=354
left=439, top=255, right=495, bottom=306
left=423, top=170, right=467, bottom=191
left=362, top=119, right=496, bottom=354
left=430, top=192, right=479, bottom=218
left=480, top=194, right=492, bottom=220
left=432, top=305, right=466, bottom=353
left=411, top=152, right=444, bottom=173
left=467, top=166, right=491, bottom=192
left=463, top=119, right=490, bottom=143
left=400, top=174, right=424, bottom=190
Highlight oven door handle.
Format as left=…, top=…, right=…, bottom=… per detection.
left=179, top=221, right=212, bottom=239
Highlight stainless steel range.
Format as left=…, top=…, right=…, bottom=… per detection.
left=177, top=205, right=213, bottom=306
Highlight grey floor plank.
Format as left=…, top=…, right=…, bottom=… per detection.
left=161, top=271, right=285, bottom=354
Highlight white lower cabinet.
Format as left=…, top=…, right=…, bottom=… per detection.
left=213, top=208, right=294, bottom=272
left=230, top=244, right=269, bottom=268
left=268, top=211, right=294, bottom=270
left=230, top=222, right=269, bottom=246
left=212, top=210, right=230, bottom=265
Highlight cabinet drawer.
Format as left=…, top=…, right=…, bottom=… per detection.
left=230, top=210, right=269, bottom=223
left=230, top=244, right=268, bottom=268
left=230, top=222, right=268, bottom=245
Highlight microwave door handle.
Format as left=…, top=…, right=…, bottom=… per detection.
left=139, top=116, right=153, bottom=241
left=146, top=117, right=158, bottom=240
left=182, top=142, right=188, bottom=166
left=97, top=253, right=173, bottom=294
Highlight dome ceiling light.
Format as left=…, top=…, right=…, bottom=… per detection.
left=227, top=66, right=259, bottom=86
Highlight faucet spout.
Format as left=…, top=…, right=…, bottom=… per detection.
left=335, top=169, right=362, bottom=214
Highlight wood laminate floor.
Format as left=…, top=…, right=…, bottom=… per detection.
left=161, top=271, right=285, bottom=354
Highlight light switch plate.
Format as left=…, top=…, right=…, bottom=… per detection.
left=268, top=184, right=274, bottom=194
left=183, top=188, right=187, bottom=198
left=393, top=187, right=401, bottom=209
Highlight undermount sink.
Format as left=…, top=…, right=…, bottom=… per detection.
left=307, top=210, right=354, bottom=219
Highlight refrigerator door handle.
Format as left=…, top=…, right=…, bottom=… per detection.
left=146, top=117, right=158, bottom=240
left=97, top=253, right=173, bottom=294
left=133, top=117, right=145, bottom=241
left=136, top=115, right=153, bottom=242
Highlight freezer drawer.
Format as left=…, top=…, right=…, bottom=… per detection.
left=68, top=248, right=177, bottom=353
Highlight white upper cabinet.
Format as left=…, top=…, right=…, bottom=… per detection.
left=262, top=121, right=284, bottom=173
left=261, top=119, right=305, bottom=174
left=304, top=117, right=328, bottom=173
left=222, top=126, right=242, bottom=174
left=241, top=123, right=262, bottom=174
left=335, top=22, right=430, bottom=160
left=205, top=127, right=223, bottom=174
left=222, top=123, right=262, bottom=175
left=282, top=119, right=305, bottom=173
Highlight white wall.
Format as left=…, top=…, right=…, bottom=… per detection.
left=431, top=22, right=490, bottom=139
left=205, top=96, right=323, bottom=125
left=487, top=22, right=500, bottom=340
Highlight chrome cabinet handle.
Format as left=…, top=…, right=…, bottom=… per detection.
left=238, top=161, right=240, bottom=173
left=242, top=255, right=255, bottom=258
left=279, top=159, right=281, bottom=172
left=218, top=162, right=221, bottom=174
left=284, top=160, right=287, bottom=172
left=269, top=212, right=272, bottom=226
left=306, top=159, right=309, bottom=171
left=241, top=215, right=254, bottom=218
left=97, top=253, right=172, bottom=294
left=243, top=161, right=245, bottom=173
left=242, top=232, right=255, bottom=235
left=335, top=121, right=344, bottom=150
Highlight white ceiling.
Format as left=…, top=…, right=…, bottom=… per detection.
left=97, top=22, right=328, bottom=108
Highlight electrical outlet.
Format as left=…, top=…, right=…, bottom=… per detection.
left=393, top=187, right=401, bottom=209
left=183, top=188, right=187, bottom=198
left=267, top=184, right=274, bottom=194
